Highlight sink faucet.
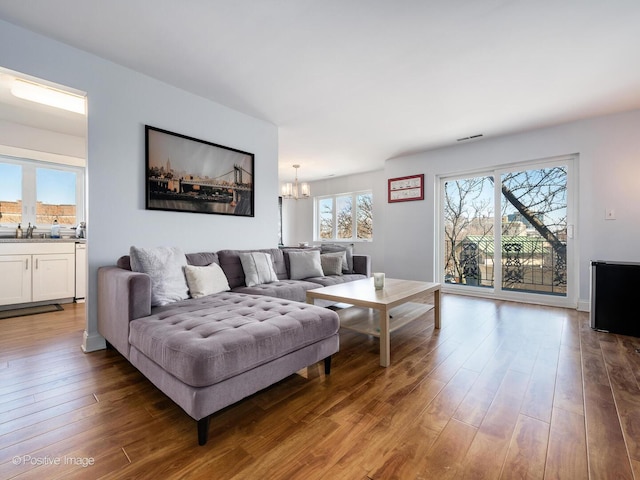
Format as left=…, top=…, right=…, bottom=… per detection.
left=26, top=223, right=36, bottom=238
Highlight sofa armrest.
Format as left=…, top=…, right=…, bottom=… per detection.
left=97, top=266, right=151, bottom=359
left=352, top=254, right=371, bottom=277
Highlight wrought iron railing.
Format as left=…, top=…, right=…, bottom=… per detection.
left=446, top=237, right=566, bottom=296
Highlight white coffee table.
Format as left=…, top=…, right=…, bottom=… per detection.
left=306, top=277, right=441, bottom=367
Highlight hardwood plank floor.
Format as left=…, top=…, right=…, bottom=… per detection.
left=0, top=294, right=639, bottom=479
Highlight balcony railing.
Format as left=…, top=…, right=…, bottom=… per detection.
left=446, top=237, right=567, bottom=296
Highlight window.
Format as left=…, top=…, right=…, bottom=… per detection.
left=0, top=156, right=84, bottom=231
left=36, top=167, right=78, bottom=226
left=439, top=155, right=575, bottom=307
left=314, top=191, right=373, bottom=242
left=0, top=163, right=22, bottom=225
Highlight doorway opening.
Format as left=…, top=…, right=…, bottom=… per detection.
left=0, top=66, right=88, bottom=324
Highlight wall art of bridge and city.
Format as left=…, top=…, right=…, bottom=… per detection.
left=145, top=125, right=254, bottom=217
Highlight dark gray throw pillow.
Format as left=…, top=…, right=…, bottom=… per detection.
left=320, top=254, right=343, bottom=276
left=320, top=244, right=353, bottom=273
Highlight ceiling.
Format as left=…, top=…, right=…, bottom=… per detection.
left=1, top=1, right=639, bottom=182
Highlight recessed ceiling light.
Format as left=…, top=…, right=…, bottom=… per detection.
left=10, top=78, right=86, bottom=115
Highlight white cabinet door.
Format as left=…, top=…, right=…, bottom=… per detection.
left=32, top=253, right=76, bottom=302
left=0, top=255, right=32, bottom=306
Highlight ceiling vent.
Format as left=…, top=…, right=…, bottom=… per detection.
left=456, top=134, right=484, bottom=142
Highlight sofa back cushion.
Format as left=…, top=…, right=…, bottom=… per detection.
left=117, top=255, right=133, bottom=270
left=218, top=248, right=287, bottom=288
left=185, top=252, right=220, bottom=267
left=117, top=251, right=219, bottom=271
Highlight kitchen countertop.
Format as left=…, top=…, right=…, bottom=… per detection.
left=0, top=238, right=86, bottom=243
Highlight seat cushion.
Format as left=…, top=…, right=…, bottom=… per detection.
left=303, top=273, right=367, bottom=287
left=231, top=279, right=322, bottom=303
left=128, top=292, right=339, bottom=388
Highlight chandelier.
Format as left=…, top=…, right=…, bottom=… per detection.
left=281, top=164, right=310, bottom=199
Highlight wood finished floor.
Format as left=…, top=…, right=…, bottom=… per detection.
left=1, top=295, right=639, bottom=479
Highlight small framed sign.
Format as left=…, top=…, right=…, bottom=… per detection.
left=388, top=174, right=424, bottom=203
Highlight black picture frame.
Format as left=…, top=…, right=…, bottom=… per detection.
left=145, top=125, right=254, bottom=217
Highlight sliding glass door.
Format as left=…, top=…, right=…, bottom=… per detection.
left=441, top=156, right=575, bottom=306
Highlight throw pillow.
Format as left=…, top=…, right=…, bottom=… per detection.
left=320, top=254, right=343, bottom=276
left=320, top=246, right=353, bottom=273
left=288, top=250, right=324, bottom=280
left=184, top=263, right=230, bottom=298
left=238, top=252, right=279, bottom=287
left=129, top=246, right=189, bottom=306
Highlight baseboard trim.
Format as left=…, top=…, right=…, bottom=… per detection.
left=82, top=330, right=106, bottom=352
left=577, top=299, right=590, bottom=312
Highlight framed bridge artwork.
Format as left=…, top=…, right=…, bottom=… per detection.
left=145, top=125, right=255, bottom=217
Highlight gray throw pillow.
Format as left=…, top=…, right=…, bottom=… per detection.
left=129, top=246, right=189, bottom=306
left=288, top=250, right=324, bottom=280
left=238, top=252, right=279, bottom=287
left=320, top=254, right=343, bottom=276
left=320, top=246, right=352, bottom=273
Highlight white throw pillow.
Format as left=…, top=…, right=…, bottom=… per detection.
left=288, top=250, right=324, bottom=280
left=129, top=246, right=189, bottom=306
left=184, top=263, right=230, bottom=298
left=238, top=252, right=279, bottom=287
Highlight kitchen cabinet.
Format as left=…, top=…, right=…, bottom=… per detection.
left=0, top=242, right=76, bottom=306
left=0, top=254, right=32, bottom=304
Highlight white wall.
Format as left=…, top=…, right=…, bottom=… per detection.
left=282, top=169, right=386, bottom=272
left=0, top=20, right=279, bottom=350
left=0, top=120, right=86, bottom=161
left=384, top=109, right=640, bottom=310
left=285, top=109, right=640, bottom=310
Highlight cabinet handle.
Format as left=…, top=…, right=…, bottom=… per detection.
left=26, top=258, right=29, bottom=270
left=35, top=258, right=38, bottom=269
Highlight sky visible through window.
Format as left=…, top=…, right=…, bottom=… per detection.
left=0, top=163, right=21, bottom=202
left=0, top=163, right=76, bottom=205
left=36, top=168, right=76, bottom=205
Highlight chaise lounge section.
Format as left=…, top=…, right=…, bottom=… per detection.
left=97, top=246, right=370, bottom=445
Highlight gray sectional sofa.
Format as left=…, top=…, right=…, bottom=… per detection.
left=97, top=246, right=370, bottom=445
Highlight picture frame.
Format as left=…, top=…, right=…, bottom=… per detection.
left=388, top=174, right=424, bottom=203
left=145, top=125, right=254, bottom=217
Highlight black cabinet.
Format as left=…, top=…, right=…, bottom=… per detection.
left=591, top=261, right=640, bottom=337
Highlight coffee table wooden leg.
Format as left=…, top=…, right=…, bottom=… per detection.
left=380, top=309, right=391, bottom=367
left=434, top=288, right=441, bottom=329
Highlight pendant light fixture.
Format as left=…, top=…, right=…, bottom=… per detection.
left=281, top=164, right=310, bottom=199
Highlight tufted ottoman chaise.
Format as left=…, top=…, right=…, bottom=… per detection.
left=98, top=256, right=340, bottom=445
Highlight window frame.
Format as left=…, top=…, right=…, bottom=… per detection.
left=0, top=155, right=85, bottom=231
left=437, top=154, right=577, bottom=308
left=313, top=189, right=373, bottom=242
